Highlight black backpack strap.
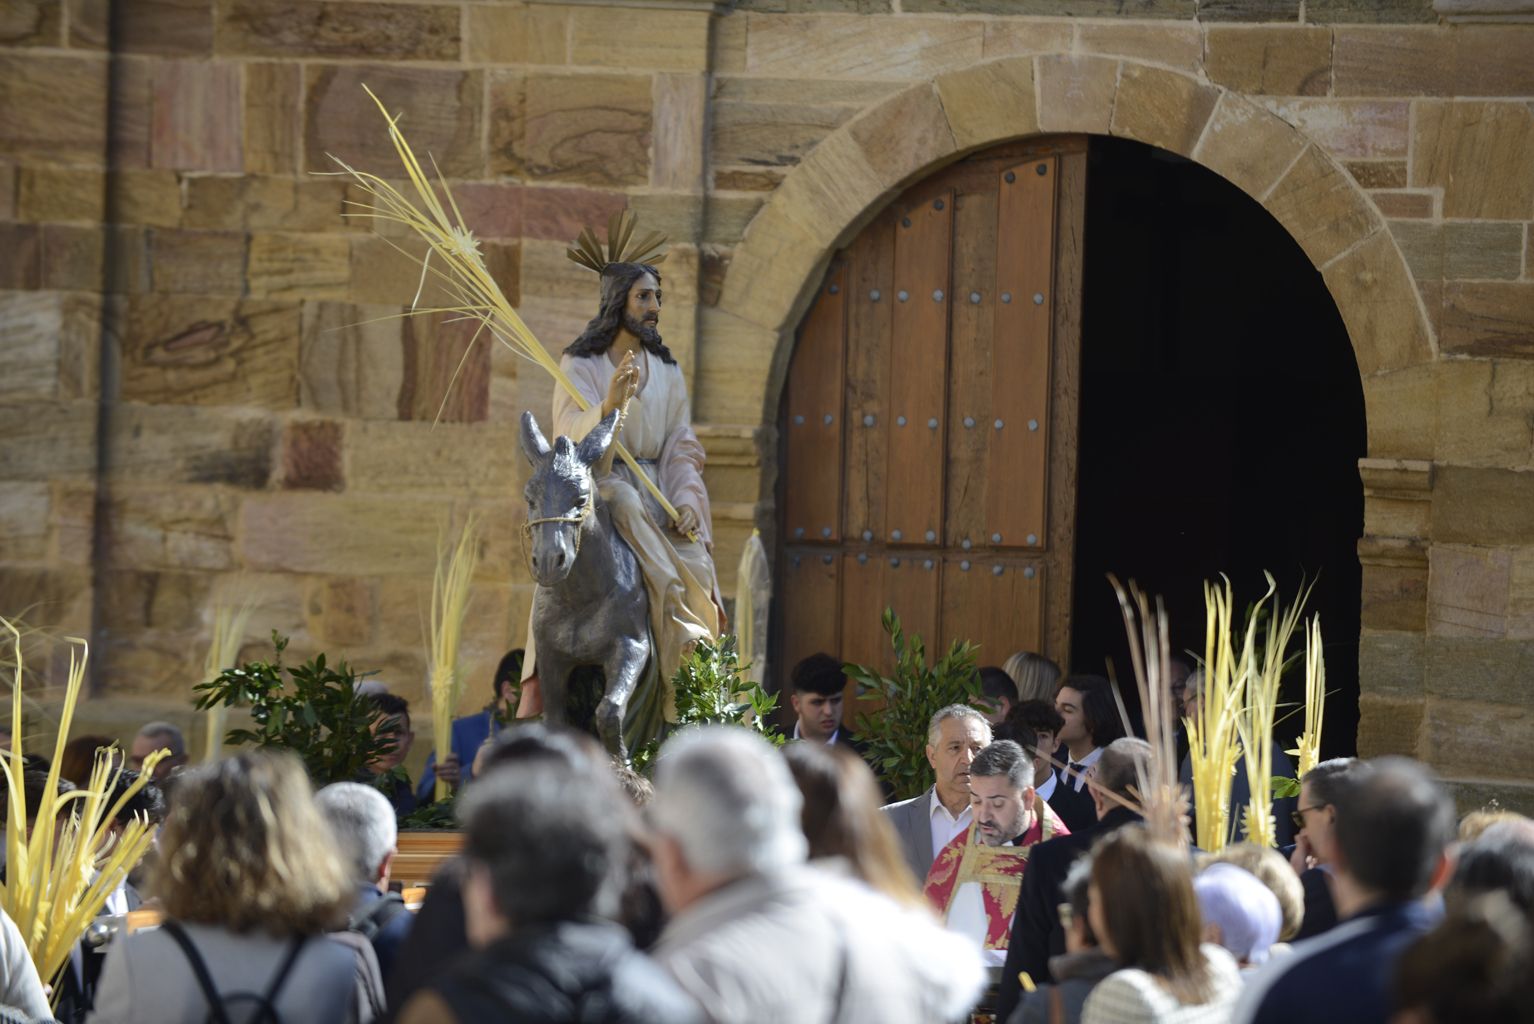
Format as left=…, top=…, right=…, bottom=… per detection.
left=159, top=920, right=234, bottom=1024
left=160, top=919, right=307, bottom=1024
left=256, top=936, right=308, bottom=1022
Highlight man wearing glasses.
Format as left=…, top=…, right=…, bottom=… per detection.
left=1288, top=757, right=1359, bottom=940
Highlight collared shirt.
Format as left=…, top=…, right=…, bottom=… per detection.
left=929, top=788, right=972, bottom=866
left=791, top=721, right=841, bottom=744
left=1036, top=770, right=1058, bottom=803
left=1064, top=747, right=1102, bottom=792
left=104, top=881, right=131, bottom=918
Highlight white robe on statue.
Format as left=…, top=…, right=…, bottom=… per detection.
left=522, top=350, right=721, bottom=725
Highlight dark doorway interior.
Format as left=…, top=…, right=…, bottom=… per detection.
left=1070, top=137, right=1365, bottom=757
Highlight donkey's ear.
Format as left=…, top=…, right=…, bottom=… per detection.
left=520, top=411, right=552, bottom=465
left=576, top=407, right=621, bottom=467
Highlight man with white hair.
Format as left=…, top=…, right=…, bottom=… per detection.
left=648, top=726, right=985, bottom=1024
left=881, top=704, right=993, bottom=880
left=1195, top=863, right=1284, bottom=967
left=315, top=782, right=413, bottom=980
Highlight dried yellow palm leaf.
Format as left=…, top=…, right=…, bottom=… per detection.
left=0, top=617, right=63, bottom=722
left=1291, top=616, right=1326, bottom=779
left=428, top=516, right=479, bottom=803
left=0, top=619, right=168, bottom=1004
left=1107, top=575, right=1190, bottom=850
left=1234, top=574, right=1311, bottom=849
left=1186, top=577, right=1246, bottom=852
left=326, top=87, right=687, bottom=537
left=202, top=598, right=254, bottom=761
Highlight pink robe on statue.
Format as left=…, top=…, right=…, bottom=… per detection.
left=521, top=351, right=721, bottom=722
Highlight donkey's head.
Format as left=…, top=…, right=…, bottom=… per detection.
left=519, top=409, right=620, bottom=586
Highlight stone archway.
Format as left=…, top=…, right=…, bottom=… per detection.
left=711, top=54, right=1435, bottom=463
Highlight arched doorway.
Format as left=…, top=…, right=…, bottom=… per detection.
left=1071, top=137, right=1364, bottom=754
left=774, top=134, right=1366, bottom=753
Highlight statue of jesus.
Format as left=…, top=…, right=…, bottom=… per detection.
left=518, top=257, right=722, bottom=724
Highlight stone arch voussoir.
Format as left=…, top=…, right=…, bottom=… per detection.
left=714, top=54, right=1434, bottom=453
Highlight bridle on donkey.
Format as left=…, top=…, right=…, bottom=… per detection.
left=520, top=501, right=593, bottom=571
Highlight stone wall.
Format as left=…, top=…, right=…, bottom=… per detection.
left=1, top=0, right=1531, bottom=804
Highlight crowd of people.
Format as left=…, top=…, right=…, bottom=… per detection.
left=0, top=651, right=1531, bottom=1024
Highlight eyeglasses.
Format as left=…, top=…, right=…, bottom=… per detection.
left=1056, top=903, right=1073, bottom=930
left=1290, top=804, right=1327, bottom=831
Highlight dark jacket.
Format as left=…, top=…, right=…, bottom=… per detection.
left=996, top=806, right=1143, bottom=1022
left=383, top=858, right=467, bottom=1021
left=1009, top=949, right=1116, bottom=1024
left=350, top=885, right=412, bottom=983
left=1294, top=865, right=1339, bottom=940
left=427, top=920, right=700, bottom=1024
left=383, top=855, right=669, bottom=1021
left=1236, top=899, right=1439, bottom=1024
left=1043, top=776, right=1097, bottom=835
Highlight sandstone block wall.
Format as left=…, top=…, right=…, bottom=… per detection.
left=1, top=0, right=1531, bottom=805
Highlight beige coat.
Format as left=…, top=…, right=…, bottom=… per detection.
left=653, top=866, right=986, bottom=1024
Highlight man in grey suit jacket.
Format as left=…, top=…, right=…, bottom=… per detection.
left=881, top=705, right=993, bottom=882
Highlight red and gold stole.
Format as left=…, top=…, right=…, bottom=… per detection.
left=922, top=795, right=1069, bottom=950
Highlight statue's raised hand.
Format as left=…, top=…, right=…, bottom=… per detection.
left=603, top=350, right=640, bottom=416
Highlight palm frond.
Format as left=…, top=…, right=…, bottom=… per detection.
left=1107, top=575, right=1189, bottom=850
left=0, top=620, right=167, bottom=1003
left=428, top=516, right=479, bottom=803
left=1187, top=576, right=1246, bottom=852
left=328, top=86, right=684, bottom=533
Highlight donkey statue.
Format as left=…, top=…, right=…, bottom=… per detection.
left=519, top=408, right=650, bottom=760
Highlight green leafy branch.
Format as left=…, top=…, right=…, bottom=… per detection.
left=631, top=635, right=784, bottom=773
left=848, top=608, right=983, bottom=802
left=192, top=632, right=395, bottom=788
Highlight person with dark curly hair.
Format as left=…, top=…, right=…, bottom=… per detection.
left=1054, top=676, right=1126, bottom=795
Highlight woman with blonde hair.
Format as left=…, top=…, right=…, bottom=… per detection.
left=781, top=742, right=925, bottom=908
left=1002, top=651, right=1062, bottom=705
left=89, top=751, right=357, bottom=1023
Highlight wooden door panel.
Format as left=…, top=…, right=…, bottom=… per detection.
left=939, top=555, right=1045, bottom=669
left=780, top=547, right=840, bottom=676
left=886, top=551, right=941, bottom=654
left=843, top=218, right=895, bottom=544
left=945, top=188, right=999, bottom=551
left=838, top=551, right=941, bottom=675
left=989, top=156, right=1058, bottom=552
left=784, top=264, right=846, bottom=545
left=883, top=190, right=953, bottom=549
left=839, top=553, right=890, bottom=674
left=778, top=137, right=1086, bottom=693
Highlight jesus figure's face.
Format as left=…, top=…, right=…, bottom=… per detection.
left=622, top=272, right=662, bottom=340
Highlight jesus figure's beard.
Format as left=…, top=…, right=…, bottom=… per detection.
left=622, top=313, right=663, bottom=350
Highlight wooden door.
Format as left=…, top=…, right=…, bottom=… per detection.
left=775, top=137, right=1087, bottom=705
